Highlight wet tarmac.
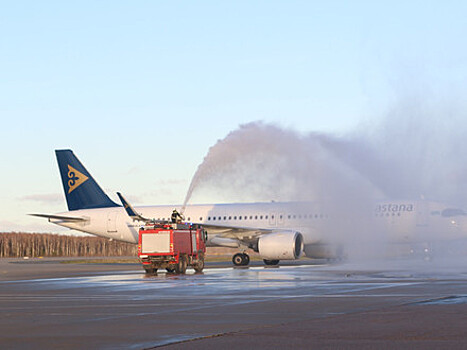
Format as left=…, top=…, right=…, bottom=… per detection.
left=2, top=257, right=467, bottom=349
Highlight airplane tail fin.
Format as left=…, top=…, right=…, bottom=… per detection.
left=55, top=149, right=120, bottom=211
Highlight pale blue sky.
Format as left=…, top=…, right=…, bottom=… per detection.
left=1, top=1, right=466, bottom=232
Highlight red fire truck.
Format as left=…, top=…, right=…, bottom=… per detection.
left=138, top=223, right=207, bottom=274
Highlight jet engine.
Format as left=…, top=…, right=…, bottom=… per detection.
left=258, top=231, right=304, bottom=260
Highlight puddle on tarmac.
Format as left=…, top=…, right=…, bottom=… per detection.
left=418, top=295, right=467, bottom=305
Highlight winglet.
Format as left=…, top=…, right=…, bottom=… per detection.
left=117, top=192, right=149, bottom=222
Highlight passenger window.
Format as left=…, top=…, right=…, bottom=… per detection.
left=288, top=215, right=291, bottom=219
left=260, top=215, right=263, bottom=219
left=208, top=217, right=211, bottom=221
left=255, top=215, right=258, bottom=220
left=229, top=216, right=232, bottom=220
left=213, top=217, right=216, bottom=221
left=239, top=216, right=242, bottom=220
left=234, top=216, right=237, bottom=220
left=218, top=216, right=221, bottom=220
left=265, top=215, right=268, bottom=219
left=250, top=216, right=253, bottom=219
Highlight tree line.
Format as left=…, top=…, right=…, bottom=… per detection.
left=0, top=233, right=137, bottom=258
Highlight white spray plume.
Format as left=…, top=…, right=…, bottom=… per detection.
left=180, top=95, right=467, bottom=262
left=182, top=121, right=382, bottom=208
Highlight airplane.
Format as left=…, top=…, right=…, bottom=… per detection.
left=31, top=149, right=467, bottom=266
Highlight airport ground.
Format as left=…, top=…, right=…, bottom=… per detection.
left=1, top=256, right=467, bottom=349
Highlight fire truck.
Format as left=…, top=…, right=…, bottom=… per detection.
left=138, top=223, right=207, bottom=274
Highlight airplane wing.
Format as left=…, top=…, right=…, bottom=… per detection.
left=198, top=222, right=285, bottom=248
left=29, top=214, right=88, bottom=222
left=202, top=223, right=272, bottom=237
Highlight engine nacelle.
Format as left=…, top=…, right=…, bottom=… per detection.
left=258, top=231, right=304, bottom=260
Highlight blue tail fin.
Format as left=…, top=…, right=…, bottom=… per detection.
left=56, top=149, right=120, bottom=211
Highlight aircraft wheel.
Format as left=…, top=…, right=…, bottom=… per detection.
left=232, top=253, right=244, bottom=266
left=166, top=266, right=176, bottom=273
left=263, top=259, right=279, bottom=266
left=232, top=253, right=250, bottom=266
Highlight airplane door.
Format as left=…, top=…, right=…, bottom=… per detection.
left=269, top=213, right=276, bottom=226
left=107, top=211, right=118, bottom=233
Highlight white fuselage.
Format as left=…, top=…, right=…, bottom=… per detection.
left=50, top=200, right=467, bottom=251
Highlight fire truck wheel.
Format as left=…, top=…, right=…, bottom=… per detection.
left=194, top=258, right=205, bottom=272
left=176, top=256, right=188, bottom=274
left=143, top=266, right=157, bottom=274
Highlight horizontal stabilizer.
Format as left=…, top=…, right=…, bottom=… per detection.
left=29, top=213, right=88, bottom=222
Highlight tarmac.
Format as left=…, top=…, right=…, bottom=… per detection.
left=1, top=257, right=467, bottom=349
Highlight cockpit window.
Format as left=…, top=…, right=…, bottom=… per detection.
left=441, top=208, right=467, bottom=217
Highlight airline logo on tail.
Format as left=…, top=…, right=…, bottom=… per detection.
left=67, top=165, right=89, bottom=194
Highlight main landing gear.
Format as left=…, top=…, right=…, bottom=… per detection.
left=232, top=252, right=250, bottom=266
left=232, top=253, right=281, bottom=267
left=263, top=259, right=279, bottom=266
